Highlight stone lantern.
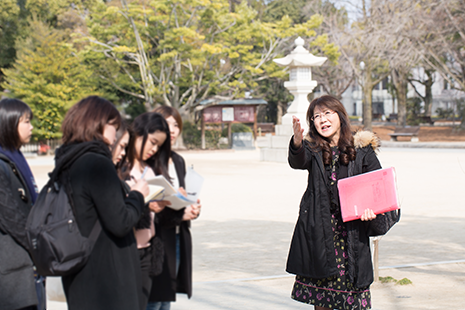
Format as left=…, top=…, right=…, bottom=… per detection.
left=273, top=36, right=327, bottom=130
left=258, top=37, right=327, bottom=162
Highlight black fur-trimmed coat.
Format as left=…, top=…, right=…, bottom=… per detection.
left=286, top=131, right=396, bottom=288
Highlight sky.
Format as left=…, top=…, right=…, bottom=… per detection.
left=331, top=0, right=365, bottom=21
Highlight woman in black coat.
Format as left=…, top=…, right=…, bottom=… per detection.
left=147, top=106, right=201, bottom=310
left=57, top=96, right=149, bottom=310
left=288, top=95, right=395, bottom=310
left=0, top=98, right=42, bottom=310
left=125, top=112, right=172, bottom=308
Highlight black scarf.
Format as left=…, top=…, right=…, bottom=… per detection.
left=52, top=140, right=112, bottom=181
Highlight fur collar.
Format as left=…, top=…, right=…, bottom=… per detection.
left=304, top=130, right=380, bottom=153
left=353, top=130, right=380, bottom=153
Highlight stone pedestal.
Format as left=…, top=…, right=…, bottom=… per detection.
left=257, top=124, right=294, bottom=163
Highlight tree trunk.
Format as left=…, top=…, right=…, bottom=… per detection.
left=172, top=58, right=181, bottom=109
left=396, top=83, right=407, bottom=127
left=392, top=69, right=408, bottom=127
left=277, top=102, right=285, bottom=125
left=424, top=70, right=434, bottom=116
left=361, top=62, right=374, bottom=132
left=176, top=107, right=192, bottom=150
left=459, top=101, right=465, bottom=130
left=362, top=86, right=373, bottom=131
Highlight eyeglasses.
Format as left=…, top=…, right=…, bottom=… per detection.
left=311, top=110, right=336, bottom=122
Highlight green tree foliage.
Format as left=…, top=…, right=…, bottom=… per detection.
left=0, top=0, right=28, bottom=88
left=0, top=0, right=98, bottom=89
left=2, top=19, right=99, bottom=140
left=25, top=0, right=102, bottom=26
left=0, top=0, right=21, bottom=68
left=182, top=121, right=221, bottom=149
left=263, top=0, right=308, bottom=24
left=82, top=0, right=336, bottom=117
left=256, top=77, right=293, bottom=124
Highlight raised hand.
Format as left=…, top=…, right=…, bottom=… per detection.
left=292, top=116, right=304, bottom=148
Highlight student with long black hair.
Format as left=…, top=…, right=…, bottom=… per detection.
left=147, top=106, right=201, bottom=310
left=125, top=112, right=172, bottom=308
left=0, top=98, right=43, bottom=310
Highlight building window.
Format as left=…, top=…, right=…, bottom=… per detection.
left=382, top=77, right=389, bottom=90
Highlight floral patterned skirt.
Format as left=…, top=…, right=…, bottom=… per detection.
left=291, top=213, right=371, bottom=310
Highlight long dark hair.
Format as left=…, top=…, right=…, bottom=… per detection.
left=128, top=112, right=171, bottom=179
left=61, top=96, right=121, bottom=145
left=112, top=120, right=131, bottom=180
left=306, top=95, right=355, bottom=165
left=0, top=98, right=33, bottom=150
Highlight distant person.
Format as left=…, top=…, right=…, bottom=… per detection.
left=125, top=112, right=173, bottom=308
left=57, top=96, right=149, bottom=310
left=287, top=95, right=393, bottom=310
left=38, top=141, right=50, bottom=155
left=0, top=98, right=44, bottom=310
left=147, top=106, right=201, bottom=310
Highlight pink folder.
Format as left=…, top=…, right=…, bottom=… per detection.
left=338, top=167, right=399, bottom=222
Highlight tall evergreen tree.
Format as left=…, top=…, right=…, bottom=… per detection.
left=2, top=19, right=99, bottom=140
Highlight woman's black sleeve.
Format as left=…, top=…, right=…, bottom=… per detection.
left=288, top=137, right=312, bottom=170
left=83, top=155, right=145, bottom=237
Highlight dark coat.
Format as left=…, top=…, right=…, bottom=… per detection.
left=0, top=154, right=38, bottom=310
left=286, top=132, right=393, bottom=288
left=59, top=144, right=146, bottom=310
left=149, top=151, right=193, bottom=301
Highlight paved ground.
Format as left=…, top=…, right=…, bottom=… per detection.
left=27, top=144, right=465, bottom=310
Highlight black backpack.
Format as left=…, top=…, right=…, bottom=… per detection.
left=25, top=170, right=101, bottom=276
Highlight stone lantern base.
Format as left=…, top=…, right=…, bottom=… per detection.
left=257, top=123, right=294, bottom=163
left=257, top=81, right=316, bottom=163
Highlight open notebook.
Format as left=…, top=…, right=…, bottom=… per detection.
left=145, top=185, right=164, bottom=204
left=145, top=175, right=196, bottom=210
left=337, top=167, right=400, bottom=222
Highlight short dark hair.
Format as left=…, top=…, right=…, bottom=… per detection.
left=61, top=96, right=121, bottom=145
left=0, top=98, right=33, bottom=150
left=152, top=106, right=183, bottom=133
left=128, top=112, right=171, bottom=180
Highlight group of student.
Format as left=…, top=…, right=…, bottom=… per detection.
left=0, top=96, right=200, bottom=310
